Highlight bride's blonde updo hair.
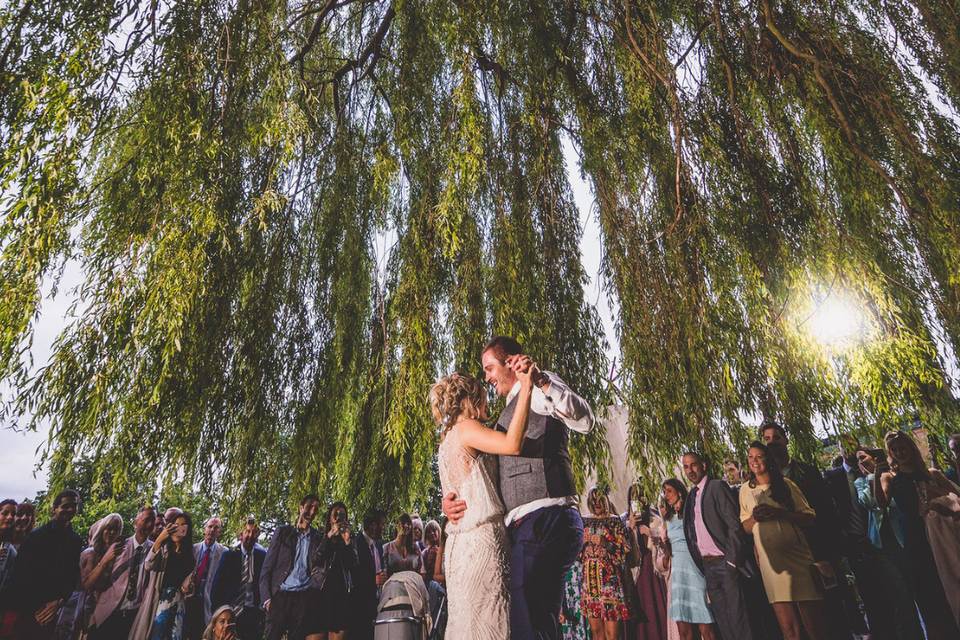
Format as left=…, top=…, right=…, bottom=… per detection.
left=430, top=373, right=488, bottom=433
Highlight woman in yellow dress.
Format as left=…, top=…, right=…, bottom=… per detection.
left=739, top=441, right=828, bottom=640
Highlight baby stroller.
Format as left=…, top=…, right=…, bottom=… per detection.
left=374, top=571, right=431, bottom=640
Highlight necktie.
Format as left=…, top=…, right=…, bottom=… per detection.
left=233, top=551, right=249, bottom=611
left=196, top=546, right=210, bottom=584
left=125, top=544, right=145, bottom=602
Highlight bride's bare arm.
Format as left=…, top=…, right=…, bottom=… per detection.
left=459, top=361, right=534, bottom=456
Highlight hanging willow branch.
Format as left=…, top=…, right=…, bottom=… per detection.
left=1, top=0, right=958, bottom=519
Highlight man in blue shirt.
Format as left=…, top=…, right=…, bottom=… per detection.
left=260, top=495, right=322, bottom=640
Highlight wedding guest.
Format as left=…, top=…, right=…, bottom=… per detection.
left=89, top=505, right=157, bottom=640
left=658, top=478, right=715, bottom=640
left=210, top=518, right=266, bottom=640
left=13, top=501, right=37, bottom=549
left=61, top=514, right=124, bottom=638
left=259, top=495, right=322, bottom=640
left=945, top=433, right=960, bottom=483
left=410, top=515, right=425, bottom=553
left=152, top=513, right=167, bottom=541
left=187, top=517, right=227, bottom=638
left=648, top=500, right=680, bottom=640
left=419, top=520, right=441, bottom=584
left=723, top=460, right=742, bottom=490
left=13, top=489, right=84, bottom=640
left=826, top=435, right=920, bottom=640
left=760, top=421, right=856, bottom=638
left=852, top=447, right=924, bottom=640
left=0, top=500, right=17, bottom=592
left=350, top=510, right=385, bottom=640
left=130, top=512, right=196, bottom=640
left=305, top=502, right=358, bottom=640
left=382, top=513, right=422, bottom=576
left=626, top=491, right=669, bottom=640
left=580, top=486, right=636, bottom=639
left=559, top=561, right=589, bottom=640
left=740, top=441, right=828, bottom=640
left=877, top=430, right=960, bottom=636
left=420, top=520, right=444, bottom=635
left=681, top=452, right=755, bottom=640
left=430, top=525, right=447, bottom=636
left=201, top=605, right=238, bottom=640
left=0, top=499, right=19, bottom=637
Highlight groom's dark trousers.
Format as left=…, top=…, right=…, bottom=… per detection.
left=508, top=505, right=584, bottom=640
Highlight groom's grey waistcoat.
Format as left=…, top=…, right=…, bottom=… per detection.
left=495, top=393, right=576, bottom=513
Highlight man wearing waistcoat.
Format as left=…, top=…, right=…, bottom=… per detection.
left=443, top=336, right=595, bottom=640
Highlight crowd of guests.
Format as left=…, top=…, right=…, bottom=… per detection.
left=2, top=421, right=959, bottom=640
left=0, top=492, right=446, bottom=640
left=560, top=422, right=960, bottom=640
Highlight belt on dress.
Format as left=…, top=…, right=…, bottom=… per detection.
left=702, top=555, right=725, bottom=562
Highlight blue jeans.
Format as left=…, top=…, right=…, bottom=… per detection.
left=508, top=506, right=584, bottom=640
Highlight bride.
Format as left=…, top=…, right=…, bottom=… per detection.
left=429, top=358, right=535, bottom=639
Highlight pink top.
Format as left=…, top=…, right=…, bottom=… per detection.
left=694, top=476, right=725, bottom=558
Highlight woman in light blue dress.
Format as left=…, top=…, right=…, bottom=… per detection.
left=655, top=478, right=716, bottom=640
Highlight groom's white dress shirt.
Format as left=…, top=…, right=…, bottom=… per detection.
left=502, top=370, right=594, bottom=525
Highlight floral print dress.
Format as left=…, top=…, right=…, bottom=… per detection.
left=580, top=515, right=631, bottom=621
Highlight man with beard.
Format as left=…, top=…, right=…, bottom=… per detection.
left=260, top=495, right=322, bottom=640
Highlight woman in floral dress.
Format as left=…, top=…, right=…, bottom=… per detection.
left=560, top=561, right=590, bottom=640
left=580, top=486, right=637, bottom=640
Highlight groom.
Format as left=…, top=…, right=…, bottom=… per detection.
left=443, top=336, right=595, bottom=639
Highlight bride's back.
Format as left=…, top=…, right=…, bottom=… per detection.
left=438, top=424, right=506, bottom=532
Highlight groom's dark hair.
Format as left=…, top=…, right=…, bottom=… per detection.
left=483, top=336, right=523, bottom=363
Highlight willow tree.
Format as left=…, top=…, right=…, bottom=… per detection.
left=2, top=0, right=958, bottom=518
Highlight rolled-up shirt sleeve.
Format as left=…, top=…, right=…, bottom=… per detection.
left=536, top=371, right=595, bottom=433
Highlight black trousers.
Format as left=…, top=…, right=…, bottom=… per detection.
left=701, top=557, right=755, bottom=640
left=236, top=606, right=265, bottom=640
left=183, top=594, right=205, bottom=640
left=266, top=590, right=312, bottom=640
left=88, top=608, right=138, bottom=640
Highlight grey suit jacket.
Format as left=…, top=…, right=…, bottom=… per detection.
left=193, top=541, right=227, bottom=624
left=684, top=477, right=755, bottom=577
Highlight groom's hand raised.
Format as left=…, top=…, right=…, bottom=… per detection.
left=442, top=491, right=467, bottom=523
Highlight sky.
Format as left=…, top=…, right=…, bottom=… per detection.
left=0, top=137, right=616, bottom=500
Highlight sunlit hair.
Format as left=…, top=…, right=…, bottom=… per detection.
left=587, top=485, right=618, bottom=517
left=429, top=373, right=488, bottom=433
left=884, top=430, right=930, bottom=478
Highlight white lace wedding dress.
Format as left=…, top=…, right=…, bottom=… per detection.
left=438, top=424, right=511, bottom=639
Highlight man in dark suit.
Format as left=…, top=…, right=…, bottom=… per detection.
left=351, top=509, right=386, bottom=640
left=681, top=452, right=755, bottom=640
left=824, top=436, right=922, bottom=639
left=260, top=495, right=322, bottom=640
left=12, top=490, right=84, bottom=640
left=211, top=517, right=267, bottom=640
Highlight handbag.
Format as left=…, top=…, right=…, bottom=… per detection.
left=810, top=560, right=838, bottom=591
